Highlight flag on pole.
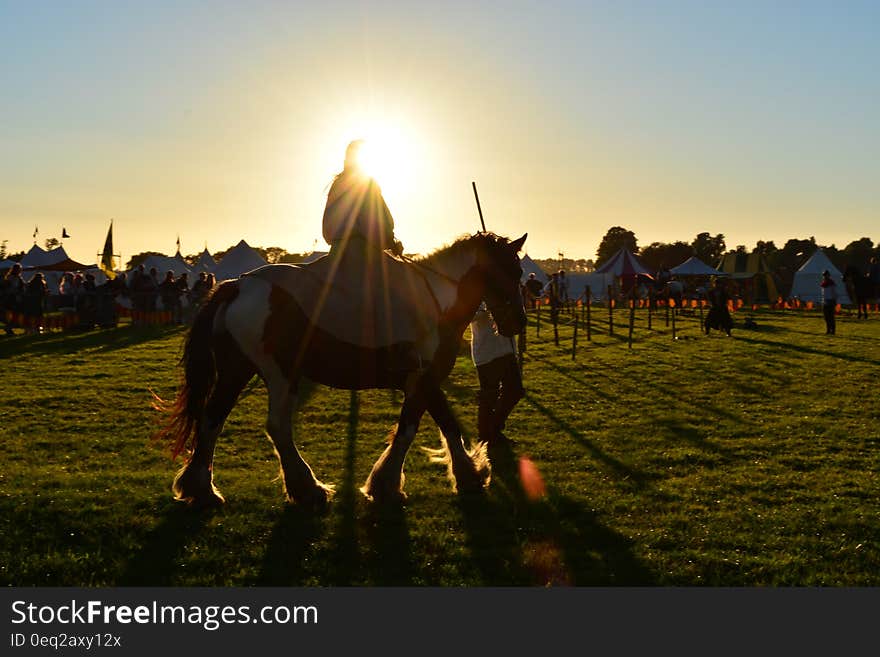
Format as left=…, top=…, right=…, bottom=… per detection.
left=62, top=227, right=70, bottom=238
left=100, top=220, right=115, bottom=275
left=176, top=235, right=181, bottom=255
left=33, top=226, right=38, bottom=241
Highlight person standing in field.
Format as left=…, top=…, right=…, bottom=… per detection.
left=705, top=277, right=733, bottom=336
left=820, top=269, right=837, bottom=335
left=524, top=272, right=543, bottom=309
left=470, top=303, right=524, bottom=447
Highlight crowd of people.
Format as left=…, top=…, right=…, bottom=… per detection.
left=1, top=262, right=216, bottom=334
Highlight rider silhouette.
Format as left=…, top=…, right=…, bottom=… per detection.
left=322, top=140, right=404, bottom=257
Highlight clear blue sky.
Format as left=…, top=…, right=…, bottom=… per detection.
left=2, top=1, right=877, bottom=265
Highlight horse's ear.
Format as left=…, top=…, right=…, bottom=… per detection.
left=510, top=233, right=527, bottom=253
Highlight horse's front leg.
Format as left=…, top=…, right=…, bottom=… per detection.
left=361, top=390, right=427, bottom=503
left=423, top=381, right=491, bottom=494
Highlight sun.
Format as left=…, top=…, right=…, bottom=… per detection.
left=336, top=117, right=422, bottom=195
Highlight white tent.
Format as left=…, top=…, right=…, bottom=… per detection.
left=564, top=272, right=615, bottom=301
left=139, top=253, right=192, bottom=278
left=19, top=244, right=52, bottom=268
left=670, top=256, right=725, bottom=277
left=520, top=254, right=548, bottom=285
left=789, top=249, right=851, bottom=305
left=191, top=248, right=217, bottom=274
left=212, top=240, right=267, bottom=282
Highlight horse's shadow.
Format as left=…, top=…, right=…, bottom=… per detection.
left=117, top=501, right=214, bottom=586
left=460, top=443, right=656, bottom=585
left=253, top=506, right=327, bottom=586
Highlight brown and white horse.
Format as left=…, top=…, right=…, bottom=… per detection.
left=154, top=232, right=527, bottom=508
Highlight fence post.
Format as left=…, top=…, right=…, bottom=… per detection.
left=586, top=286, right=592, bottom=341
left=628, top=286, right=636, bottom=349
left=671, top=300, right=677, bottom=340
left=608, top=285, right=614, bottom=336
left=553, top=302, right=559, bottom=347
left=572, top=314, right=578, bottom=359
left=536, top=302, right=541, bottom=338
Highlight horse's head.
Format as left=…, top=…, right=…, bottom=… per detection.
left=475, top=232, right=528, bottom=337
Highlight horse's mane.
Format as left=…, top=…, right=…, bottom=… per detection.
left=415, top=232, right=509, bottom=265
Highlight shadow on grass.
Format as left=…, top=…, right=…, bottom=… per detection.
left=736, top=334, right=880, bottom=365
left=522, top=392, right=656, bottom=489
left=253, top=506, right=327, bottom=586
left=0, top=325, right=183, bottom=358
left=327, top=390, right=361, bottom=584
left=457, top=443, right=656, bottom=585
left=359, top=502, right=415, bottom=585
left=117, top=501, right=213, bottom=585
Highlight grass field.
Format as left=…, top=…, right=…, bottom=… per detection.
left=1, top=306, right=878, bottom=586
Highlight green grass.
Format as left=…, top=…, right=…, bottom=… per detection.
left=1, top=307, right=878, bottom=586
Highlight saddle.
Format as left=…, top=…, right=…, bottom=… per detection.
left=245, top=249, right=441, bottom=351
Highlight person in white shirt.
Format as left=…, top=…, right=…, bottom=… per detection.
left=470, top=304, right=524, bottom=446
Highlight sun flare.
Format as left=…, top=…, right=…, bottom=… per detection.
left=333, top=116, right=424, bottom=196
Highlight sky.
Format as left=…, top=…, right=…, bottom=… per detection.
left=1, top=1, right=878, bottom=266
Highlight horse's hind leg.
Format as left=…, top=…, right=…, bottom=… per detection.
left=362, top=394, right=427, bottom=503
left=265, top=373, right=333, bottom=509
left=174, top=340, right=255, bottom=507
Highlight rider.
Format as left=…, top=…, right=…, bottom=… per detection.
left=322, top=140, right=404, bottom=257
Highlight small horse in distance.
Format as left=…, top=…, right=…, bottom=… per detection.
left=153, top=232, right=528, bottom=508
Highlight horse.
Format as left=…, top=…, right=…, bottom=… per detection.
left=153, top=232, right=528, bottom=509
left=843, top=265, right=871, bottom=319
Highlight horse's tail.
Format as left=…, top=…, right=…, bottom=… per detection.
left=152, top=281, right=241, bottom=459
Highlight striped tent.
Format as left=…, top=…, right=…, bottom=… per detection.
left=595, top=248, right=651, bottom=277
left=716, top=252, right=779, bottom=305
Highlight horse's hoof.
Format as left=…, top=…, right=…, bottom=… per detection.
left=360, top=484, right=407, bottom=505
left=180, top=490, right=225, bottom=510
left=290, top=482, right=334, bottom=511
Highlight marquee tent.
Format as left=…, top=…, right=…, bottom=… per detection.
left=212, top=240, right=267, bottom=282
left=139, top=253, right=192, bottom=278
left=20, top=245, right=90, bottom=270
left=191, top=248, right=217, bottom=274
left=563, top=272, right=615, bottom=301
left=670, top=256, right=724, bottom=277
left=595, top=248, right=651, bottom=277
left=520, top=254, right=549, bottom=285
left=788, top=249, right=851, bottom=305
left=716, top=252, right=779, bottom=305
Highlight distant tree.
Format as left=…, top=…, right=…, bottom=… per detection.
left=639, top=241, right=693, bottom=272
left=731, top=245, right=748, bottom=255
left=0, top=240, right=7, bottom=260
left=753, top=240, right=778, bottom=257
left=259, top=247, right=288, bottom=264
left=691, top=232, right=726, bottom=265
left=125, top=251, right=165, bottom=270
left=842, top=237, right=875, bottom=269
left=279, top=252, right=311, bottom=263
left=596, top=226, right=638, bottom=267
left=44, top=237, right=60, bottom=250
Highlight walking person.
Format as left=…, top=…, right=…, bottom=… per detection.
left=820, top=270, right=837, bottom=335
left=470, top=303, right=524, bottom=447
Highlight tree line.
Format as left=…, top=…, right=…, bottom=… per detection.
left=533, top=226, right=879, bottom=294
